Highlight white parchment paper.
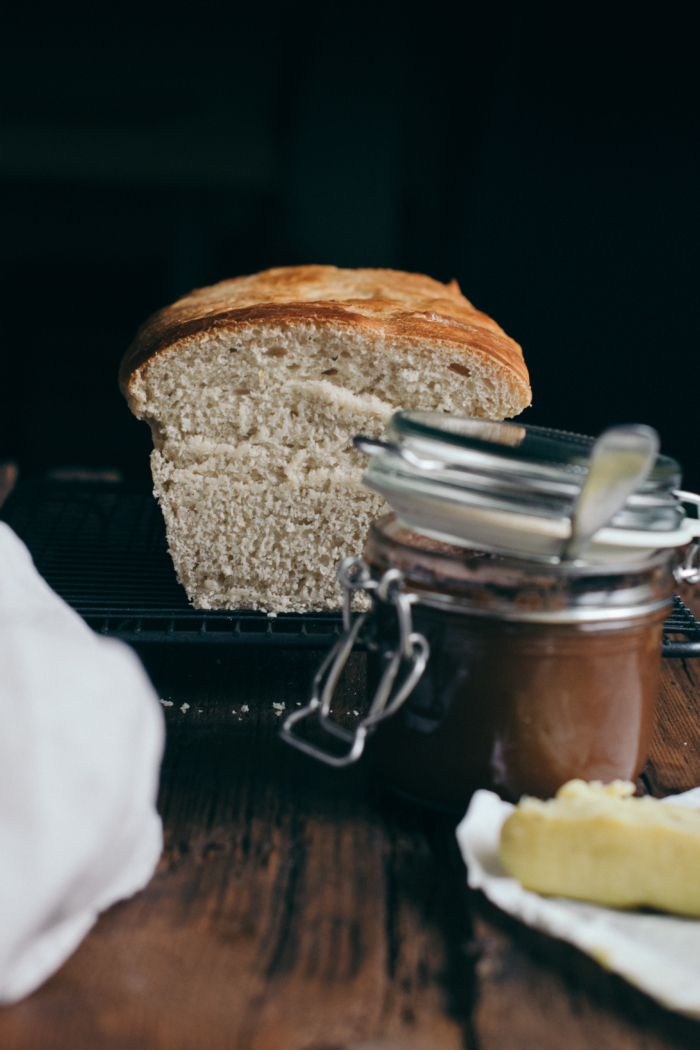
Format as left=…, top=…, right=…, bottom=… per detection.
left=456, top=786, right=700, bottom=1017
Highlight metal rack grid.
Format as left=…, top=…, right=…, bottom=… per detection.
left=1, top=479, right=699, bottom=655
left=0, top=480, right=345, bottom=646
left=662, top=594, right=700, bottom=657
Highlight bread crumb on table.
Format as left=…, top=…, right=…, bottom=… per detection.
left=180, top=703, right=190, bottom=713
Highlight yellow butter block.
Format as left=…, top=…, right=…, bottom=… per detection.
left=499, top=780, right=700, bottom=917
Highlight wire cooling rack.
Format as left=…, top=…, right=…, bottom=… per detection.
left=661, top=595, right=700, bottom=657
left=0, top=480, right=344, bottom=646
left=1, top=479, right=699, bottom=654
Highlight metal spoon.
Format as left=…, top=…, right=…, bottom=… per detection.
left=563, top=424, right=660, bottom=561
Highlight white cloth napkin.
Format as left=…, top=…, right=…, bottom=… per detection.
left=0, top=522, right=165, bottom=1003
left=456, top=787, right=700, bottom=1018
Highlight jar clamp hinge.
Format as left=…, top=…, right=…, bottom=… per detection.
left=279, top=558, right=430, bottom=768
left=673, top=491, right=700, bottom=586
left=674, top=542, right=700, bottom=586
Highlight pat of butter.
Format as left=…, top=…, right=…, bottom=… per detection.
left=499, top=779, right=700, bottom=918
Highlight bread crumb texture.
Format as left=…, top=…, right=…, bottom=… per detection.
left=121, top=266, right=531, bottom=611
left=500, top=779, right=700, bottom=917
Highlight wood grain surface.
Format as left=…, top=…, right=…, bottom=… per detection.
left=0, top=631, right=699, bottom=1050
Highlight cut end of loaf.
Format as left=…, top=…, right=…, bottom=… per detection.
left=154, top=458, right=384, bottom=612
left=121, top=267, right=531, bottom=612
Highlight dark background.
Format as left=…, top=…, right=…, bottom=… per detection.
left=1, top=2, right=698, bottom=487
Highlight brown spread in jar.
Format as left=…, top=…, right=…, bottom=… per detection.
left=365, top=516, right=674, bottom=808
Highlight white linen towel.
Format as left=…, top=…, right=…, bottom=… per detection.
left=0, top=521, right=164, bottom=1003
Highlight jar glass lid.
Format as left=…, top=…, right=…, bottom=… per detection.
left=356, top=411, right=698, bottom=564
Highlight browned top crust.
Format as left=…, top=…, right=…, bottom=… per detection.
left=119, top=265, right=530, bottom=400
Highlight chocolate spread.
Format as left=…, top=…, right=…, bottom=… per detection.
left=364, top=516, right=674, bottom=809
left=368, top=604, right=666, bottom=808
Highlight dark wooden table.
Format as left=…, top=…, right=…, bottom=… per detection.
left=2, top=589, right=700, bottom=1050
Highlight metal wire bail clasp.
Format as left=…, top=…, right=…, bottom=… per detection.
left=676, top=542, right=700, bottom=585
left=279, top=557, right=430, bottom=768
left=674, top=491, right=700, bottom=585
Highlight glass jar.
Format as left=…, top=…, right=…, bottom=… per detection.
left=363, top=515, right=674, bottom=808
left=281, top=412, right=700, bottom=808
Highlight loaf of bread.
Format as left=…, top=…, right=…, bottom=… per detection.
left=500, top=780, right=700, bottom=917
left=119, top=265, right=531, bottom=611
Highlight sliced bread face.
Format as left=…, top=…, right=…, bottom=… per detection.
left=121, top=267, right=531, bottom=612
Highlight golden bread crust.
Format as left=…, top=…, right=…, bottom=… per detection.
left=119, top=265, right=530, bottom=402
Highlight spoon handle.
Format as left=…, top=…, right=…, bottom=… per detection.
left=563, top=424, right=659, bottom=561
